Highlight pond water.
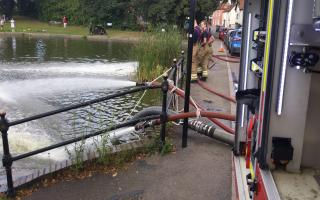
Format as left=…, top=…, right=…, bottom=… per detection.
left=0, top=36, right=159, bottom=177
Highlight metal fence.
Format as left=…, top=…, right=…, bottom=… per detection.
left=0, top=52, right=185, bottom=197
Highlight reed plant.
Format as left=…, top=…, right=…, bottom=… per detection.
left=134, top=28, right=182, bottom=81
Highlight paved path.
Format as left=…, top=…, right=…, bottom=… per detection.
left=24, top=40, right=239, bottom=200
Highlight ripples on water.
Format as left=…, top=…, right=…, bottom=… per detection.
left=0, top=36, right=160, bottom=175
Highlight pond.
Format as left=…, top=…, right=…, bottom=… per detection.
left=0, top=36, right=160, bottom=179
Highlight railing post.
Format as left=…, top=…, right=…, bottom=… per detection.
left=182, top=0, right=197, bottom=148
left=180, top=50, right=185, bottom=75
left=180, top=50, right=185, bottom=89
left=173, top=58, right=177, bottom=86
left=160, top=74, right=168, bottom=151
left=0, top=112, right=15, bottom=197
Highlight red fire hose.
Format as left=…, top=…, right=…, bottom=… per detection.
left=197, top=80, right=236, bottom=103
left=214, top=54, right=240, bottom=59
left=168, top=84, right=235, bottom=134
left=152, top=111, right=236, bottom=125
left=212, top=54, right=240, bottom=63
left=206, top=115, right=235, bottom=134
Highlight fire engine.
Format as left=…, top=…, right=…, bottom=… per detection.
left=233, top=0, right=320, bottom=199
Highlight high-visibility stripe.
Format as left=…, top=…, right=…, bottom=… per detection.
left=250, top=161, right=255, bottom=179
left=262, top=0, right=275, bottom=92
left=251, top=61, right=260, bottom=71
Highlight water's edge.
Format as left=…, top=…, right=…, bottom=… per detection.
left=0, top=32, right=140, bottom=43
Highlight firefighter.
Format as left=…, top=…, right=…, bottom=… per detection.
left=191, top=20, right=202, bottom=82
left=198, top=20, right=214, bottom=80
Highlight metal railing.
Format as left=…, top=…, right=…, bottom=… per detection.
left=0, top=51, right=186, bottom=197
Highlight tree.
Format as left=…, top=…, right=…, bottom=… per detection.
left=174, top=0, right=219, bottom=25
left=0, top=0, right=15, bottom=19
left=20, top=0, right=220, bottom=28
left=175, top=0, right=189, bottom=26
left=196, top=0, right=219, bottom=21
left=17, top=0, right=37, bottom=17
left=84, top=0, right=126, bottom=25
left=147, top=0, right=176, bottom=24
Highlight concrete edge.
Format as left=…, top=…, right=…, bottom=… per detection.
left=0, top=32, right=140, bottom=43
left=0, top=139, right=152, bottom=193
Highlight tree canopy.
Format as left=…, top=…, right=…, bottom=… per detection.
left=0, top=0, right=14, bottom=18
left=0, top=0, right=219, bottom=29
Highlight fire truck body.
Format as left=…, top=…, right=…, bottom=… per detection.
left=234, top=0, right=320, bottom=199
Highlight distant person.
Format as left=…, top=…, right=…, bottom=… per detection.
left=63, top=16, right=68, bottom=28
left=191, top=20, right=201, bottom=82
left=10, top=18, right=15, bottom=32
left=0, top=18, right=4, bottom=31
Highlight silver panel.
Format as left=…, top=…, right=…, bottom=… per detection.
left=302, top=73, right=320, bottom=168
left=290, top=24, right=320, bottom=47
left=260, top=169, right=281, bottom=200
left=267, top=0, right=314, bottom=172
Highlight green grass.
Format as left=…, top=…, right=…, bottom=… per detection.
left=0, top=16, right=142, bottom=39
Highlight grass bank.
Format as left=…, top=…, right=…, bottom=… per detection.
left=0, top=16, right=142, bottom=41
left=133, top=29, right=183, bottom=82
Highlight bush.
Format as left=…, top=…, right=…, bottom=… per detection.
left=134, top=27, right=182, bottom=81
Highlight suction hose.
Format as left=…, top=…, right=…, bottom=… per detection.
left=132, top=107, right=234, bottom=145
left=188, top=120, right=234, bottom=145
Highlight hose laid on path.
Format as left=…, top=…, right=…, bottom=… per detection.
left=167, top=84, right=235, bottom=134
left=132, top=107, right=234, bottom=145
left=197, top=80, right=236, bottom=103
left=152, top=111, right=235, bottom=124
left=188, top=120, right=234, bottom=145
left=214, top=54, right=240, bottom=59
left=147, top=74, right=235, bottom=134
left=149, top=111, right=235, bottom=144
left=212, top=54, right=240, bottom=63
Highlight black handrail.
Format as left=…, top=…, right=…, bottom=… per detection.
left=8, top=85, right=160, bottom=127
left=11, top=115, right=160, bottom=162
left=166, top=52, right=185, bottom=109
left=0, top=85, right=163, bottom=197
left=160, top=75, right=169, bottom=150
left=0, top=51, right=185, bottom=197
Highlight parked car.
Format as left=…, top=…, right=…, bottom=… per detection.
left=216, top=25, right=222, bottom=32
left=224, top=29, right=235, bottom=47
left=218, top=28, right=228, bottom=40
left=229, top=29, right=242, bottom=55
left=89, top=24, right=107, bottom=35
